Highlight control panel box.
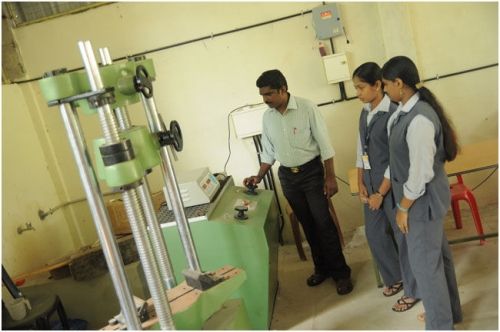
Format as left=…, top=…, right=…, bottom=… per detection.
left=231, top=104, right=268, bottom=139
left=312, top=3, right=344, bottom=40
left=164, top=167, right=220, bottom=209
left=322, top=53, right=351, bottom=84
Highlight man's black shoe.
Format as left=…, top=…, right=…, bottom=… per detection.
left=336, top=278, right=353, bottom=295
left=306, top=273, right=327, bottom=287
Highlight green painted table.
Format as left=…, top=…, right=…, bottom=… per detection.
left=162, top=184, right=280, bottom=329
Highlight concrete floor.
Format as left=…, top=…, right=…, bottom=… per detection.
left=271, top=203, right=498, bottom=330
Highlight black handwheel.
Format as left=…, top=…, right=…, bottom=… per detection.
left=134, top=65, right=153, bottom=98
left=170, top=120, right=183, bottom=152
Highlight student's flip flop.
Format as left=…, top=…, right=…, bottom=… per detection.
left=383, top=281, right=403, bottom=297
left=392, top=295, right=420, bottom=312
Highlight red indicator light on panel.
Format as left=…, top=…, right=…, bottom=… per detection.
left=320, top=10, right=332, bottom=19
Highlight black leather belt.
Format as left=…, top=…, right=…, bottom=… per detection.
left=281, top=156, right=321, bottom=174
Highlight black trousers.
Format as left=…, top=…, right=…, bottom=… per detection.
left=278, top=157, right=351, bottom=280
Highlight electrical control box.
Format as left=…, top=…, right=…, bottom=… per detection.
left=322, top=53, right=351, bottom=84
left=164, top=167, right=220, bottom=209
left=312, top=3, right=344, bottom=40
left=231, top=104, right=268, bottom=139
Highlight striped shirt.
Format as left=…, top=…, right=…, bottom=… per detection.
left=260, top=95, right=335, bottom=167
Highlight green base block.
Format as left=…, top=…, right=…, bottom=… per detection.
left=173, top=269, right=247, bottom=330
left=203, top=299, right=252, bottom=330
left=162, top=184, right=279, bottom=329
left=147, top=268, right=248, bottom=330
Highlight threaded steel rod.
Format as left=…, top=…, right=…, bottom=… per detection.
left=137, top=179, right=177, bottom=289
left=59, top=103, right=141, bottom=329
left=140, top=94, right=201, bottom=272
left=122, top=189, right=175, bottom=329
left=78, top=40, right=120, bottom=144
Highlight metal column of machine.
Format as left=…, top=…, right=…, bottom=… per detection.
left=133, top=61, right=221, bottom=290
left=79, top=41, right=174, bottom=330
left=38, top=40, right=246, bottom=330
left=56, top=98, right=141, bottom=329
left=40, top=40, right=177, bottom=330
left=98, top=47, right=177, bottom=291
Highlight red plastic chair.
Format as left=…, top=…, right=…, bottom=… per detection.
left=450, top=174, right=486, bottom=245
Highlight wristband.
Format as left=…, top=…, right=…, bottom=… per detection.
left=396, top=202, right=409, bottom=212
left=376, top=191, right=385, bottom=197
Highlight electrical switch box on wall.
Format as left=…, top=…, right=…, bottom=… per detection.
left=322, top=53, right=350, bottom=84
left=312, top=3, right=344, bottom=40
left=231, top=104, right=268, bottom=139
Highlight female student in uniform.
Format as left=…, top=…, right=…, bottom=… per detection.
left=352, top=62, right=419, bottom=312
left=381, top=56, right=462, bottom=329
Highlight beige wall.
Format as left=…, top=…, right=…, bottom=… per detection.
left=2, top=2, right=497, bottom=276
left=2, top=84, right=89, bottom=274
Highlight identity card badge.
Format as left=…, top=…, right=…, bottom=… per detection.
left=362, top=154, right=372, bottom=170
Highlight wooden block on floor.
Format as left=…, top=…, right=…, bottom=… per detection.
left=69, top=235, right=138, bottom=281
left=107, top=191, right=166, bottom=235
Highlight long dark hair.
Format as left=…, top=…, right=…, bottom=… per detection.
left=381, top=56, right=458, bottom=161
left=352, top=62, right=383, bottom=89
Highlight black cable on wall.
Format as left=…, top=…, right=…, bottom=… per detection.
left=10, top=9, right=314, bottom=84
left=8, top=6, right=498, bottom=114
left=316, top=63, right=499, bottom=108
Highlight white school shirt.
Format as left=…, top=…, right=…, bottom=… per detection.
left=355, top=95, right=391, bottom=177
left=386, top=92, right=437, bottom=200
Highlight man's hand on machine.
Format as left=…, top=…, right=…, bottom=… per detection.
left=243, top=176, right=261, bottom=188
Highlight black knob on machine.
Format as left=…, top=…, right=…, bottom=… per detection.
left=234, top=205, right=249, bottom=220
left=245, top=183, right=258, bottom=195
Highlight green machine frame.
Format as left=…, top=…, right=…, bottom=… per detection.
left=162, top=183, right=280, bottom=329
left=37, top=41, right=253, bottom=330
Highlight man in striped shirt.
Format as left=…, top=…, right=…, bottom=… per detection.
left=243, top=70, right=353, bottom=295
